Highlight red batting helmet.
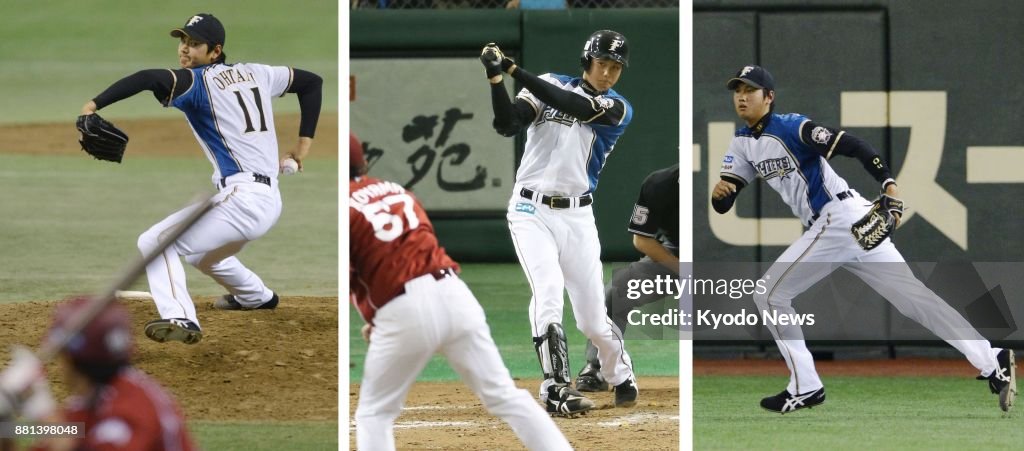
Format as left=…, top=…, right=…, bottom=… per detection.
left=350, top=133, right=368, bottom=179
left=48, top=297, right=134, bottom=366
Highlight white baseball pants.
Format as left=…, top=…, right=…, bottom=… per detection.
left=507, top=188, right=635, bottom=390
left=355, top=274, right=571, bottom=451
left=754, top=192, right=1000, bottom=395
left=137, top=179, right=281, bottom=325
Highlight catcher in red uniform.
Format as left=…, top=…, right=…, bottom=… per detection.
left=349, top=134, right=572, bottom=451
left=0, top=298, right=195, bottom=451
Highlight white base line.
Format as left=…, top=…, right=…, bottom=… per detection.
left=349, top=412, right=680, bottom=431
left=596, top=413, right=680, bottom=428
left=348, top=420, right=475, bottom=430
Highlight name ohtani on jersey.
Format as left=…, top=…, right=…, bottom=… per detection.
left=170, top=63, right=294, bottom=183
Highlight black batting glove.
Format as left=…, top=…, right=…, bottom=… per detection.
left=480, top=43, right=504, bottom=79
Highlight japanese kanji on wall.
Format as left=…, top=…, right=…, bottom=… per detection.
left=351, top=58, right=517, bottom=212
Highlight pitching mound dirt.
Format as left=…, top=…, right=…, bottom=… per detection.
left=0, top=297, right=338, bottom=421
left=349, top=376, right=679, bottom=450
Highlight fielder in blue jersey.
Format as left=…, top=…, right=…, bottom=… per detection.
left=712, top=65, right=1016, bottom=413
left=78, top=13, right=322, bottom=344
left=481, top=30, right=639, bottom=417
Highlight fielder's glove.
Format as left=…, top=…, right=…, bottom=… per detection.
left=76, top=113, right=128, bottom=163
left=851, top=193, right=904, bottom=251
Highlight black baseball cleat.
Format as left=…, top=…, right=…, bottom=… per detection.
left=760, top=387, right=825, bottom=414
left=144, top=318, right=202, bottom=345
left=546, top=384, right=595, bottom=418
left=213, top=292, right=279, bottom=311
left=575, top=363, right=609, bottom=392
left=982, top=349, right=1016, bottom=412
left=614, top=376, right=639, bottom=408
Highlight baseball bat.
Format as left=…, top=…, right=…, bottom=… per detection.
left=36, top=192, right=218, bottom=362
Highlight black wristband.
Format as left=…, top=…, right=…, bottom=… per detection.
left=485, top=64, right=502, bottom=79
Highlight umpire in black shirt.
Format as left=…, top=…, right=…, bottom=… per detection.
left=576, top=164, right=680, bottom=392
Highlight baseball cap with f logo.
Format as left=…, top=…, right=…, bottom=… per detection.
left=170, top=13, right=226, bottom=47
left=727, top=65, right=775, bottom=91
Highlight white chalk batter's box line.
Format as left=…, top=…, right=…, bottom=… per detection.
left=402, top=405, right=472, bottom=411
left=348, top=411, right=679, bottom=430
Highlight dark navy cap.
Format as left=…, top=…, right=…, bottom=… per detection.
left=170, top=13, right=225, bottom=47
left=727, top=65, right=775, bottom=91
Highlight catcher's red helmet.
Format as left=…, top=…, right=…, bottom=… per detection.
left=48, top=297, right=134, bottom=365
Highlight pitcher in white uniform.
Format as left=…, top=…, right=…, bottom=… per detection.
left=79, top=13, right=323, bottom=344
left=482, top=30, right=639, bottom=416
left=711, top=65, right=1016, bottom=413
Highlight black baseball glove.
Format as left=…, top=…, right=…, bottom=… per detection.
left=76, top=113, right=128, bottom=163
left=851, top=193, right=904, bottom=251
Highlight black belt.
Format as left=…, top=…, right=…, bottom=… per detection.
left=220, top=173, right=271, bottom=188
left=808, top=190, right=854, bottom=226
left=395, top=267, right=458, bottom=298
left=520, top=188, right=593, bottom=209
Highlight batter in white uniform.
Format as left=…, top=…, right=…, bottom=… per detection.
left=79, top=13, right=322, bottom=344
left=482, top=30, right=639, bottom=415
left=712, top=65, right=1016, bottom=413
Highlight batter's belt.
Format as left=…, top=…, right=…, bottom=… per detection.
left=394, top=267, right=458, bottom=298
left=520, top=187, right=593, bottom=209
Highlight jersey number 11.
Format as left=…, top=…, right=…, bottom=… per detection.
left=233, top=87, right=268, bottom=133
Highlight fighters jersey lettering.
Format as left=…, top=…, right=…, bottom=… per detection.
left=171, top=63, right=292, bottom=183
left=721, top=113, right=850, bottom=223
left=349, top=176, right=459, bottom=323
left=515, top=73, right=632, bottom=196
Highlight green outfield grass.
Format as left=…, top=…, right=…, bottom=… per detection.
left=191, top=421, right=337, bottom=451
left=349, top=263, right=680, bottom=382
left=1, top=0, right=338, bottom=125
left=695, top=375, right=1023, bottom=450
left=0, top=153, right=338, bottom=301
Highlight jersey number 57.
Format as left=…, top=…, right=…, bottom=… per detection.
left=357, top=193, right=420, bottom=242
